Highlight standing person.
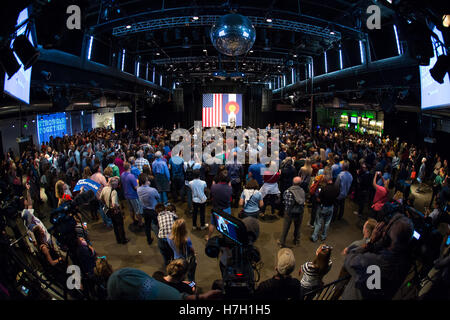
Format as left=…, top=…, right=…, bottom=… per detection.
left=100, top=177, right=129, bottom=244
left=299, top=244, right=333, bottom=299
left=278, top=177, right=305, bottom=247
left=189, top=170, right=208, bottom=231
left=353, top=163, right=372, bottom=219
left=310, top=174, right=340, bottom=242
left=370, top=171, right=389, bottom=221
left=417, top=157, right=427, bottom=193
left=121, top=162, right=142, bottom=226
left=430, top=168, right=444, bottom=207
left=259, top=162, right=281, bottom=218
left=169, top=152, right=185, bottom=203
left=183, top=157, right=200, bottom=215
left=129, top=157, right=141, bottom=179
left=226, top=152, right=243, bottom=208
left=239, top=179, right=264, bottom=219
left=156, top=203, right=177, bottom=265
left=248, top=160, right=265, bottom=187
left=167, top=219, right=197, bottom=282
left=152, top=151, right=170, bottom=205
left=135, top=150, right=150, bottom=173
left=137, top=173, right=161, bottom=245
left=90, top=164, right=112, bottom=228
left=299, top=158, right=313, bottom=194
left=333, top=160, right=353, bottom=221
left=206, top=170, right=232, bottom=241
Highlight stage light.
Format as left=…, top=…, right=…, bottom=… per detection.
left=156, top=52, right=160, bottom=56
left=12, top=34, right=40, bottom=70
left=393, top=25, right=401, bottom=55
left=87, top=35, right=94, bottom=60
left=0, top=46, right=20, bottom=79
left=330, top=31, right=335, bottom=35
left=429, top=54, right=450, bottom=84
left=443, top=15, right=449, bottom=27
left=266, top=18, right=272, bottom=23
left=339, top=49, right=343, bottom=69
left=41, top=70, right=51, bottom=80
left=126, top=25, right=131, bottom=29
left=359, top=40, right=365, bottom=64
left=193, top=16, right=199, bottom=20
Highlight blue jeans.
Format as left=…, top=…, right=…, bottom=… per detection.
left=184, top=185, right=192, bottom=212
left=99, top=205, right=112, bottom=227
left=311, top=205, right=334, bottom=241
left=159, top=192, right=168, bottom=205
left=157, top=238, right=173, bottom=265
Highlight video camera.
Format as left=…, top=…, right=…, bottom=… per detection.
left=205, top=209, right=260, bottom=299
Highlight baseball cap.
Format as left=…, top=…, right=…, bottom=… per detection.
left=276, top=248, right=295, bottom=276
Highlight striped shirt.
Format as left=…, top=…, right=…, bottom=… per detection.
left=300, top=261, right=332, bottom=289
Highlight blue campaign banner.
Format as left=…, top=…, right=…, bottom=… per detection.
left=222, top=93, right=243, bottom=126
left=37, top=113, right=68, bottom=145
left=73, top=179, right=101, bottom=193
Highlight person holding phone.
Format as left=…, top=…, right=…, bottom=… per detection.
left=370, top=171, right=389, bottom=221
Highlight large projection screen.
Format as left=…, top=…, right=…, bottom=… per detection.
left=4, top=7, right=34, bottom=105
left=420, top=25, right=450, bottom=110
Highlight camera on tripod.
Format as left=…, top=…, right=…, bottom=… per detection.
left=205, top=209, right=260, bottom=299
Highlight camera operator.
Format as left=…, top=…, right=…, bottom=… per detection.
left=254, top=248, right=301, bottom=300
left=340, top=213, right=414, bottom=300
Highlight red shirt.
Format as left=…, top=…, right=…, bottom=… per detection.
left=372, top=185, right=388, bottom=211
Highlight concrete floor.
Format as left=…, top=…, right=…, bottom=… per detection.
left=82, top=182, right=432, bottom=293
left=30, top=181, right=431, bottom=296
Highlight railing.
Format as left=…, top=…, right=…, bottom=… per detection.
left=302, top=275, right=351, bottom=300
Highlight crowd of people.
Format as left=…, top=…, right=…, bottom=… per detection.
left=1, top=121, right=449, bottom=300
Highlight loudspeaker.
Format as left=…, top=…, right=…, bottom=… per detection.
left=173, top=88, right=184, bottom=112
left=261, top=88, right=272, bottom=112
left=402, top=21, right=434, bottom=66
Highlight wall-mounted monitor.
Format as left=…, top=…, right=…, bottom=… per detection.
left=350, top=116, right=358, bottom=124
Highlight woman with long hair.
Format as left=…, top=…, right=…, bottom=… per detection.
left=299, top=244, right=332, bottom=299
left=167, top=219, right=196, bottom=282
left=82, top=166, right=92, bottom=179
left=55, top=180, right=72, bottom=207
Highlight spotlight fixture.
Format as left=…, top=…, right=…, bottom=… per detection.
left=12, top=34, right=40, bottom=70
left=266, top=18, right=272, bottom=23
left=429, top=54, right=450, bottom=84
left=40, top=70, right=51, bottom=80
left=126, top=25, right=131, bottom=29
left=443, top=15, right=450, bottom=28
left=193, top=16, right=199, bottom=20
left=155, top=52, right=160, bottom=56
left=0, top=46, right=20, bottom=79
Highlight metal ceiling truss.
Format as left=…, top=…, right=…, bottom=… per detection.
left=152, top=56, right=288, bottom=66
left=112, top=15, right=341, bottom=41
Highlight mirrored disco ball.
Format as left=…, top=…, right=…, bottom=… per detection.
left=210, top=14, right=256, bottom=56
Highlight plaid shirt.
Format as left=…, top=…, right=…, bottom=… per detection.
left=157, top=211, right=178, bottom=239
left=283, top=189, right=296, bottom=213
left=135, top=157, right=150, bottom=172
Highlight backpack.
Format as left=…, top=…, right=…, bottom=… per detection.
left=185, top=163, right=194, bottom=181
left=288, top=200, right=304, bottom=217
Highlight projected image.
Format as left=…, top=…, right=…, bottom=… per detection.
left=420, top=25, right=450, bottom=109
left=213, top=212, right=241, bottom=244
left=202, top=93, right=243, bottom=127
left=37, top=113, right=69, bottom=145
left=4, top=8, right=33, bottom=104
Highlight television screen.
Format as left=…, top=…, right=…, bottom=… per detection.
left=420, top=25, right=450, bottom=109
left=212, top=211, right=242, bottom=245
left=3, top=8, right=34, bottom=104
left=350, top=117, right=358, bottom=124
left=37, top=113, right=69, bottom=145
left=202, top=93, right=243, bottom=127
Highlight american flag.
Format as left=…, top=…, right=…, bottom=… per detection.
left=202, top=94, right=223, bottom=127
